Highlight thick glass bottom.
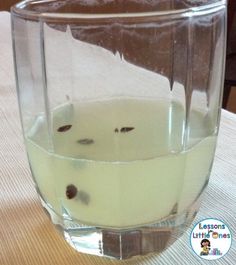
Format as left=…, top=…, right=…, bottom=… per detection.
left=40, top=195, right=201, bottom=260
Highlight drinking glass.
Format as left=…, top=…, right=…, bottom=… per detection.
left=11, top=0, right=226, bottom=260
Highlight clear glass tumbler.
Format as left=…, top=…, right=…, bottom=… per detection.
left=11, top=0, right=226, bottom=260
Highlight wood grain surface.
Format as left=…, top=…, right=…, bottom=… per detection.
left=0, top=0, right=17, bottom=11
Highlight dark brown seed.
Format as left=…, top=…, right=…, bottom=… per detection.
left=66, top=184, right=77, bottom=199
left=77, top=138, right=94, bottom=145
left=78, top=190, right=90, bottom=205
left=120, top=127, right=134, bottom=133
left=114, top=128, right=119, bottom=133
left=57, top=124, right=72, bottom=132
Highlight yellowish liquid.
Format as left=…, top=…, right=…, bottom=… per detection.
left=26, top=99, right=216, bottom=228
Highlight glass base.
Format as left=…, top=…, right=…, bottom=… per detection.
left=40, top=196, right=200, bottom=260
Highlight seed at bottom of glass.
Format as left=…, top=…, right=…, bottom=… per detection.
left=170, top=203, right=178, bottom=215
left=66, top=184, right=77, bottom=199
left=78, top=190, right=90, bottom=205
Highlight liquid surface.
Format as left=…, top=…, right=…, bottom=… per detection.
left=26, top=99, right=216, bottom=228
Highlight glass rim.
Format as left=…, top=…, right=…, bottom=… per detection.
left=11, top=0, right=226, bottom=21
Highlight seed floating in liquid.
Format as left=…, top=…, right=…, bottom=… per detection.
left=57, top=125, right=72, bottom=132
left=78, top=190, right=90, bottom=205
left=120, top=127, right=134, bottom=133
left=77, top=138, right=94, bottom=145
left=66, top=184, right=77, bottom=199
